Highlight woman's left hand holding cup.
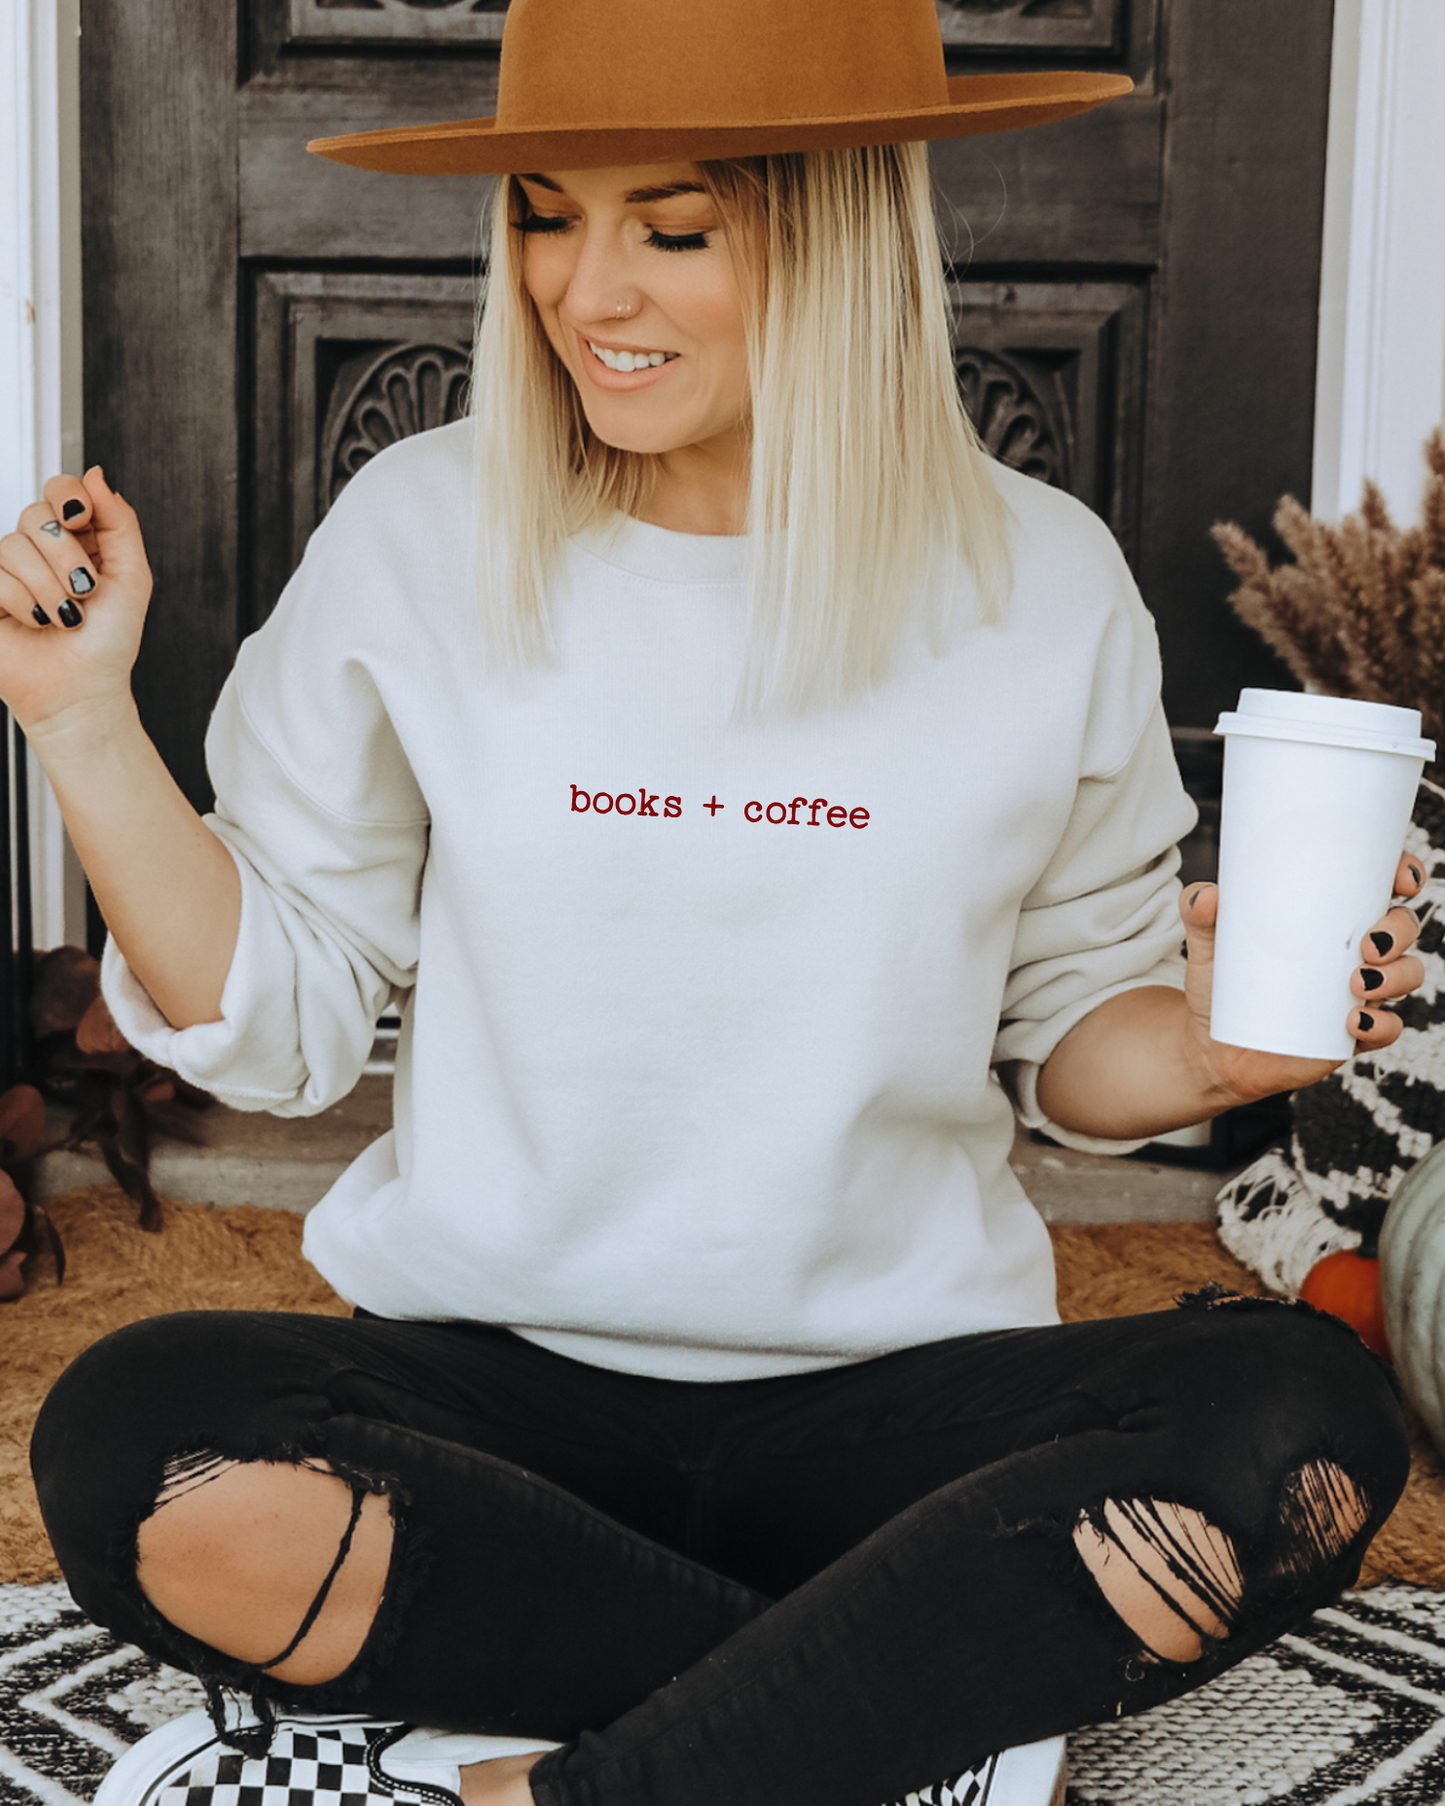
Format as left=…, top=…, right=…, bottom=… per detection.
left=1180, top=851, right=1428, bottom=1105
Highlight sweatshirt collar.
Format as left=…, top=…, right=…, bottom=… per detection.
left=573, top=511, right=752, bottom=586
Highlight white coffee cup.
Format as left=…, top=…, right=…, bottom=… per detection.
left=1210, top=689, right=1435, bottom=1060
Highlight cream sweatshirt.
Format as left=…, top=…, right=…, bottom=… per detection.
left=103, top=420, right=1197, bottom=1380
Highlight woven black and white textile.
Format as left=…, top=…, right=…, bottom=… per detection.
left=1217, top=777, right=1445, bottom=1296
left=8, top=1577, right=1445, bottom=1805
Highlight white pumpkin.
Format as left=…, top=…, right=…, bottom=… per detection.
left=1380, top=1139, right=1445, bottom=1455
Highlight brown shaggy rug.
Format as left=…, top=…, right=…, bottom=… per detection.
left=3, top=1188, right=1444, bottom=1591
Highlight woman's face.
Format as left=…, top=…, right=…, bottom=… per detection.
left=516, top=163, right=752, bottom=464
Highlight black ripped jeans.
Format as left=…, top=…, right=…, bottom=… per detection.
left=30, top=1288, right=1411, bottom=1806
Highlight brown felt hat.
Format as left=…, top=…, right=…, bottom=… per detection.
left=307, top=0, right=1132, bottom=177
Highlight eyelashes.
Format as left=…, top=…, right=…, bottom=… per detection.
left=516, top=212, right=711, bottom=253
left=515, top=211, right=572, bottom=237
left=646, top=230, right=710, bottom=253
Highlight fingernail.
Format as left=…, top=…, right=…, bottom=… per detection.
left=31, top=603, right=50, bottom=626
left=1357, top=1012, right=1376, bottom=1033
left=58, top=599, right=82, bottom=629
left=1409, top=862, right=1424, bottom=886
left=61, top=499, right=85, bottom=522
left=1360, top=967, right=1384, bottom=991
left=69, top=568, right=94, bottom=596
left=39, top=520, right=62, bottom=539
left=1370, top=930, right=1394, bottom=956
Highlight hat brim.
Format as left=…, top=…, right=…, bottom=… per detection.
left=307, top=70, right=1133, bottom=177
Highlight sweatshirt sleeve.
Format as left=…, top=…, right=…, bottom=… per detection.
left=991, top=540, right=1198, bottom=1155
left=100, top=457, right=431, bottom=1116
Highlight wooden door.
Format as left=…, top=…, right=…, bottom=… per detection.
left=81, top=0, right=1334, bottom=812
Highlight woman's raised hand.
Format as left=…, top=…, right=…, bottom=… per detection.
left=0, top=466, right=240, bottom=1029
left=0, top=467, right=153, bottom=743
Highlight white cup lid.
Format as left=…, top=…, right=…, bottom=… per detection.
left=1214, top=688, right=1436, bottom=760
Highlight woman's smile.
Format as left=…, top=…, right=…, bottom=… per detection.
left=581, top=333, right=682, bottom=384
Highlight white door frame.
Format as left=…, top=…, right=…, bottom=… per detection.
left=1, top=0, right=86, bottom=950
left=1312, top=0, right=1445, bottom=524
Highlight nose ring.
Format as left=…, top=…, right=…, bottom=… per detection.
left=615, top=299, right=635, bottom=320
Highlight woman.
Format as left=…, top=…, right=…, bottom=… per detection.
left=12, top=2, right=1422, bottom=1803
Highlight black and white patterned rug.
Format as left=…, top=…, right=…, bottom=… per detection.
left=5, top=1579, right=1445, bottom=1805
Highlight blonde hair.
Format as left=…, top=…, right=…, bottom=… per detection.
left=470, top=142, right=1013, bottom=711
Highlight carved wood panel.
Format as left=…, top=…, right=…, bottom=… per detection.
left=287, top=0, right=507, bottom=44
left=935, top=0, right=1118, bottom=51
left=284, top=0, right=1119, bottom=52
left=250, top=271, right=475, bottom=632
left=325, top=342, right=472, bottom=501
left=250, top=268, right=1142, bottom=627
left=949, top=278, right=1147, bottom=561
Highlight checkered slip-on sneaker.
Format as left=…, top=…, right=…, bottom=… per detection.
left=883, top=1733, right=1067, bottom=1806
left=93, top=1710, right=560, bottom=1806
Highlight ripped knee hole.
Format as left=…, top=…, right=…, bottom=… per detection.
left=1072, top=1461, right=1371, bottom=1668
left=137, top=1456, right=395, bottom=1686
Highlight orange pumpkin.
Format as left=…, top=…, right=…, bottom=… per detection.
left=1299, top=1250, right=1392, bottom=1361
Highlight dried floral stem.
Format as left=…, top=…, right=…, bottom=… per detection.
left=1213, top=428, right=1445, bottom=774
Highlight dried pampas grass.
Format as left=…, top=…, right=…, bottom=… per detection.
left=1214, top=429, right=1445, bottom=775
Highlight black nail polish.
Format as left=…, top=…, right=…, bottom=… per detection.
left=69, top=568, right=94, bottom=596
left=1409, top=862, right=1424, bottom=886
left=1370, top=930, right=1394, bottom=957
left=39, top=520, right=62, bottom=539
left=58, top=599, right=82, bottom=629
left=61, top=499, right=85, bottom=521
left=1357, top=1012, right=1375, bottom=1033
left=1360, top=967, right=1384, bottom=991
left=31, top=603, right=50, bottom=626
